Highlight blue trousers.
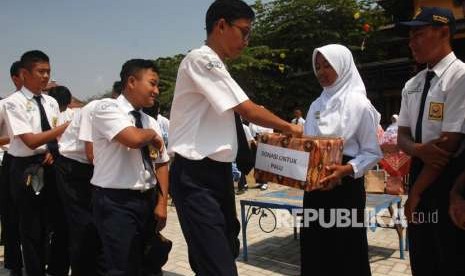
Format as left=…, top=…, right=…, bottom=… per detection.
left=170, top=154, right=240, bottom=276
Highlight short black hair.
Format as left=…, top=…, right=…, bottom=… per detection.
left=112, top=81, right=122, bottom=96
left=10, top=61, right=22, bottom=77
left=205, top=0, right=255, bottom=35
left=20, top=50, right=49, bottom=71
left=48, top=85, right=72, bottom=109
left=120, top=59, right=159, bottom=89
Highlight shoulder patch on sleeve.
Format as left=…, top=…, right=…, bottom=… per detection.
left=201, top=53, right=224, bottom=71
left=5, top=102, right=16, bottom=111
left=97, top=100, right=118, bottom=111
left=205, top=60, right=223, bottom=71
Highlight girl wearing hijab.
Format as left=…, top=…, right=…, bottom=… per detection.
left=300, top=44, right=382, bottom=276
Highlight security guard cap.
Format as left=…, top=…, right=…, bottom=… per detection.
left=399, top=6, right=456, bottom=34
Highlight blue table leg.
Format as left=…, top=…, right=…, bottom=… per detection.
left=396, top=201, right=405, bottom=259
left=241, top=202, right=248, bottom=261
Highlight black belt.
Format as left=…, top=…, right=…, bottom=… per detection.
left=11, top=153, right=46, bottom=164
left=91, top=185, right=155, bottom=196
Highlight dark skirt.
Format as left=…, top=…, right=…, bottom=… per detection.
left=300, top=158, right=371, bottom=276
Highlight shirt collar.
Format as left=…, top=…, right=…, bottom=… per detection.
left=116, top=94, right=138, bottom=114
left=201, top=45, right=223, bottom=62
left=430, top=52, right=457, bottom=78
left=20, top=87, right=41, bottom=100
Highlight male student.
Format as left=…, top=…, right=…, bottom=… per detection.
left=398, top=7, right=465, bottom=275
left=48, top=85, right=75, bottom=123
left=91, top=59, right=169, bottom=275
left=0, top=61, right=24, bottom=276
left=168, top=1, right=302, bottom=275
left=291, top=108, right=305, bottom=126
left=4, top=50, right=69, bottom=276
left=49, top=88, right=103, bottom=276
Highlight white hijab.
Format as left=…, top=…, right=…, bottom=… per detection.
left=305, top=44, right=380, bottom=137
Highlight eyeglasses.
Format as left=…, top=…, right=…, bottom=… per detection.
left=229, top=23, right=252, bottom=42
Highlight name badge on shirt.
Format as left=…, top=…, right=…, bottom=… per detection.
left=314, top=111, right=320, bottom=120
left=406, top=83, right=423, bottom=94
left=149, top=144, right=159, bottom=160
left=26, top=101, right=34, bottom=112
left=428, top=102, right=444, bottom=121
left=52, top=117, right=58, bottom=127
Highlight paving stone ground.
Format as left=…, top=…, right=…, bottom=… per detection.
left=0, top=183, right=411, bottom=276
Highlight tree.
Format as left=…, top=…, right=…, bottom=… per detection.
left=154, top=54, right=185, bottom=116
left=226, top=0, right=390, bottom=119
left=153, top=0, right=397, bottom=119
left=378, top=0, right=413, bottom=22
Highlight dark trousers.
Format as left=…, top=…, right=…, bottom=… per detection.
left=54, top=155, right=103, bottom=276
left=10, top=155, right=50, bottom=276
left=10, top=154, right=70, bottom=276
left=408, top=156, right=465, bottom=276
left=300, top=156, right=371, bottom=276
left=0, top=152, right=23, bottom=270
left=170, top=154, right=240, bottom=276
left=92, top=186, right=159, bottom=276
left=46, top=159, right=70, bottom=276
left=237, top=174, right=247, bottom=191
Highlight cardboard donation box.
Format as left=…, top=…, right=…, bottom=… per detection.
left=254, top=134, right=344, bottom=192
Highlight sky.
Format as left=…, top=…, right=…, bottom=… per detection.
left=0, top=0, right=256, bottom=100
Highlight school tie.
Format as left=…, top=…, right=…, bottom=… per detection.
left=33, top=95, right=59, bottom=154
left=414, top=71, right=435, bottom=143
left=234, top=112, right=254, bottom=175
left=130, top=110, right=154, bottom=175
left=409, top=71, right=435, bottom=187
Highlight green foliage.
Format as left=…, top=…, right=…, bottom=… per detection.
left=226, top=0, right=391, bottom=119
left=145, top=0, right=396, bottom=120
left=154, top=54, right=185, bottom=116
left=377, top=0, right=413, bottom=22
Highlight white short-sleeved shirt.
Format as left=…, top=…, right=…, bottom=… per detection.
left=157, top=114, right=169, bottom=146
left=0, top=98, right=12, bottom=152
left=58, top=101, right=99, bottom=164
left=291, top=117, right=305, bottom=126
left=398, top=52, right=465, bottom=143
left=248, top=123, right=273, bottom=138
left=0, top=99, right=9, bottom=162
left=243, top=124, right=254, bottom=143
left=79, top=100, right=99, bottom=143
left=4, top=88, right=60, bottom=157
left=58, top=107, right=77, bottom=125
left=91, top=95, right=169, bottom=190
left=168, top=45, right=249, bottom=162
left=157, top=114, right=169, bottom=136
